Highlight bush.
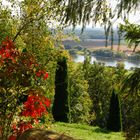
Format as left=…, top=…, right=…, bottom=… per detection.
left=0, top=37, right=50, bottom=139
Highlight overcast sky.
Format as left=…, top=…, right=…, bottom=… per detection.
left=110, top=0, right=140, bottom=24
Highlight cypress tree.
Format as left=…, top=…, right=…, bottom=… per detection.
left=52, top=57, right=69, bottom=122
left=107, top=89, right=122, bottom=132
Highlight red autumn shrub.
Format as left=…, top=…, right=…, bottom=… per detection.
left=22, top=95, right=51, bottom=118
left=0, top=37, right=50, bottom=140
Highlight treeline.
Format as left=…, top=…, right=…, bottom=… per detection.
left=64, top=28, right=123, bottom=41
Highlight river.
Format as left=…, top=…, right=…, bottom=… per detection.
left=74, top=55, right=140, bottom=69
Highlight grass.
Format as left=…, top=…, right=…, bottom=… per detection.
left=76, top=50, right=85, bottom=55
left=49, top=122, right=125, bottom=140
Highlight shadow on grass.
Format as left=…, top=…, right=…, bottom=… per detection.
left=93, top=127, right=110, bottom=134
left=56, top=122, right=110, bottom=134
left=16, top=128, right=80, bottom=140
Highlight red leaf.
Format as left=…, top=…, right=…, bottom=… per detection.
left=8, top=135, right=17, bottom=140
left=44, top=72, right=49, bottom=80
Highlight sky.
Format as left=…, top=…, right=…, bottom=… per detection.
left=2, top=0, right=140, bottom=28
left=109, top=0, right=140, bottom=24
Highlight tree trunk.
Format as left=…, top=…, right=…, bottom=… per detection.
left=133, top=44, right=137, bottom=52
left=111, top=27, right=114, bottom=50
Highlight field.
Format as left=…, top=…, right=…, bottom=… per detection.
left=87, top=45, right=139, bottom=55
left=50, top=122, right=125, bottom=140
left=63, top=39, right=140, bottom=54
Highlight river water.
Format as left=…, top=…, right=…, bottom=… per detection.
left=74, top=55, right=140, bottom=69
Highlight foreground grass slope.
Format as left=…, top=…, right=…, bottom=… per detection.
left=52, top=123, right=125, bottom=140
left=50, top=122, right=125, bottom=140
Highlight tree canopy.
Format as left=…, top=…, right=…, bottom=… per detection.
left=1, top=0, right=140, bottom=41
left=54, top=0, right=140, bottom=28
left=120, top=21, right=140, bottom=52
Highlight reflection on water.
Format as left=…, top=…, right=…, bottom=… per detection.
left=74, top=55, right=140, bottom=70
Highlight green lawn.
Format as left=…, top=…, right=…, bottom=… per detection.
left=50, top=122, right=125, bottom=140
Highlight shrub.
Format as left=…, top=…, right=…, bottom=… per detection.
left=0, top=37, right=50, bottom=139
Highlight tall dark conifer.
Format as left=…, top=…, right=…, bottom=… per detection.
left=52, top=57, right=69, bottom=122
left=107, top=89, right=122, bottom=132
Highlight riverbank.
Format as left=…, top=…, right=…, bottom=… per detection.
left=63, top=39, right=140, bottom=56
left=86, top=45, right=140, bottom=56
left=73, top=54, right=140, bottom=69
